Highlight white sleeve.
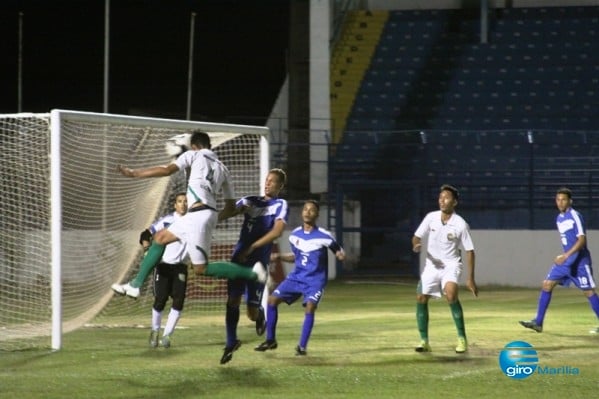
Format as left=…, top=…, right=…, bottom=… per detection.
left=414, top=213, right=432, bottom=238
left=460, top=224, right=475, bottom=251
left=221, top=170, right=235, bottom=200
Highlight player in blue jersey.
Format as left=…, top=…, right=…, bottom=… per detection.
left=520, top=187, right=599, bottom=333
left=141, top=192, right=190, bottom=349
left=220, top=168, right=289, bottom=364
left=254, top=200, right=345, bottom=356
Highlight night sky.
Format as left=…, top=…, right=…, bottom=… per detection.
left=0, top=0, right=290, bottom=124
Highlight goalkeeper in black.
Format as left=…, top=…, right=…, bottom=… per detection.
left=139, top=192, right=190, bottom=348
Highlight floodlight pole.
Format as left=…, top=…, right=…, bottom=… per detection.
left=186, top=12, right=196, bottom=120
left=480, top=0, right=488, bottom=44
left=17, top=12, right=23, bottom=112
left=103, top=0, right=110, bottom=113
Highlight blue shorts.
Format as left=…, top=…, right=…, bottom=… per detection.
left=272, top=277, right=325, bottom=306
left=546, top=257, right=596, bottom=290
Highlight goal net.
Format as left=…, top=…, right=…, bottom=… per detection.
left=0, top=110, right=269, bottom=351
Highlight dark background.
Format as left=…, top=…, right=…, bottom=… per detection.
left=0, top=0, right=290, bottom=124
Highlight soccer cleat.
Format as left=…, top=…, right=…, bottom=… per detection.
left=519, top=319, right=543, bottom=333
left=255, top=308, right=266, bottom=336
left=111, top=282, right=139, bottom=299
left=455, top=337, right=468, bottom=354
left=414, top=340, right=432, bottom=353
left=252, top=262, right=267, bottom=284
left=111, top=283, right=126, bottom=295
left=589, top=327, right=599, bottom=334
left=295, top=345, right=307, bottom=356
left=220, top=339, right=241, bottom=365
left=149, top=330, right=159, bottom=348
left=123, top=283, right=140, bottom=298
left=161, top=335, right=171, bottom=349
left=254, top=339, right=278, bottom=352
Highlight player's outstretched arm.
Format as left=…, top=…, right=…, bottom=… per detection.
left=272, top=252, right=295, bottom=263
left=218, top=199, right=239, bottom=221
left=117, top=163, right=178, bottom=178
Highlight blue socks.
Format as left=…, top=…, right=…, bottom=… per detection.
left=225, top=304, right=240, bottom=348
left=535, top=290, right=552, bottom=325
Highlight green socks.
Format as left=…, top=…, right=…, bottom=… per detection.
left=416, top=302, right=429, bottom=340
left=417, top=301, right=466, bottom=341
left=205, top=262, right=257, bottom=280
left=129, top=244, right=257, bottom=287
left=449, top=300, right=466, bottom=338
left=130, top=242, right=165, bottom=288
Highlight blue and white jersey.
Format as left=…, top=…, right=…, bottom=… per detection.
left=149, top=212, right=189, bottom=265
left=556, top=207, right=590, bottom=266
left=287, top=226, right=343, bottom=287
left=174, top=148, right=235, bottom=209
left=232, top=196, right=289, bottom=265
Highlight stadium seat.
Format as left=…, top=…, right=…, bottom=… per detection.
left=331, top=6, right=599, bottom=229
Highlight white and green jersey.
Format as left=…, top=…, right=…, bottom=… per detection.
left=175, top=148, right=235, bottom=209
left=414, top=210, right=474, bottom=268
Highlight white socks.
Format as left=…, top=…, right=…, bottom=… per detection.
left=162, top=308, right=181, bottom=337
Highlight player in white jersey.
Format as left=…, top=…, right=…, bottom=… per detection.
left=412, top=184, right=478, bottom=354
left=141, top=192, right=190, bottom=348
left=111, top=131, right=267, bottom=299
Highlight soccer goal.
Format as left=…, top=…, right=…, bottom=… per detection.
left=0, top=109, right=269, bottom=351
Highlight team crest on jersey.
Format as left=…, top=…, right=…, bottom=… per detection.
left=447, top=232, right=456, bottom=241
left=557, top=219, right=575, bottom=233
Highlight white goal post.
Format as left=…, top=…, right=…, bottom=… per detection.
left=0, top=109, right=269, bottom=351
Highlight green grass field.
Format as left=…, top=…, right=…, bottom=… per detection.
left=1, top=281, right=598, bottom=399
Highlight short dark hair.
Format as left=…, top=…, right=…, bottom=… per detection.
left=269, top=168, right=287, bottom=186
left=557, top=187, right=572, bottom=199
left=304, top=199, right=320, bottom=211
left=440, top=184, right=459, bottom=200
left=190, top=130, right=211, bottom=149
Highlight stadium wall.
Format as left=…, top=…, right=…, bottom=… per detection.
left=417, top=230, right=599, bottom=288
left=277, top=203, right=596, bottom=288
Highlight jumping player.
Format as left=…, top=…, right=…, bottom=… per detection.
left=111, top=130, right=267, bottom=299
left=220, top=169, right=289, bottom=364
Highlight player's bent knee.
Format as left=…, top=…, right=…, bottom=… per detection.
left=171, top=298, right=185, bottom=310
left=416, top=294, right=429, bottom=303
left=193, top=264, right=207, bottom=275
left=246, top=306, right=260, bottom=320
left=153, top=303, right=167, bottom=312
left=542, top=280, right=557, bottom=291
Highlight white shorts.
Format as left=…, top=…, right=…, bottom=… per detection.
left=167, top=207, right=217, bottom=265
left=419, top=261, right=462, bottom=298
